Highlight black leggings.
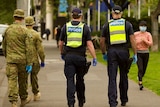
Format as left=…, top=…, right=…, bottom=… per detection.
left=137, top=53, right=149, bottom=81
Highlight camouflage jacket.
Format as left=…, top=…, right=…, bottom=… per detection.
left=27, top=28, right=45, bottom=63
left=2, top=22, right=33, bottom=65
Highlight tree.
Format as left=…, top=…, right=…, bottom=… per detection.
left=0, top=0, right=16, bottom=24
left=150, top=0, right=160, bottom=51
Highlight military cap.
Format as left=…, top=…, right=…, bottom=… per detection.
left=13, top=9, right=24, bottom=18
left=25, top=16, right=35, bottom=25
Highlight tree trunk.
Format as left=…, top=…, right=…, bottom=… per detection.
left=151, top=15, right=159, bottom=52
left=151, top=0, right=160, bottom=52
left=92, top=0, right=97, bottom=32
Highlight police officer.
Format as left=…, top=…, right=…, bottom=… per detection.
left=2, top=9, right=33, bottom=107
left=25, top=16, right=45, bottom=101
left=100, top=5, right=137, bottom=107
left=59, top=8, right=97, bottom=107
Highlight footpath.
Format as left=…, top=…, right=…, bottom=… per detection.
left=0, top=40, right=160, bottom=107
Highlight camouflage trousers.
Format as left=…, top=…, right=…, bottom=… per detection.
left=6, top=63, right=28, bottom=103
left=29, top=63, right=40, bottom=95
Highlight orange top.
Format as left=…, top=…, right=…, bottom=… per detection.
left=134, top=31, right=153, bottom=51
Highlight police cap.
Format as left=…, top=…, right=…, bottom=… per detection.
left=13, top=9, right=24, bottom=18
left=112, top=5, right=122, bottom=14
left=72, top=8, right=82, bottom=16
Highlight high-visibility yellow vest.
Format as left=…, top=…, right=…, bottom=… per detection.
left=109, top=18, right=126, bottom=45
left=66, top=22, right=84, bottom=48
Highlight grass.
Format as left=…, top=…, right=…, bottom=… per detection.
left=93, top=49, right=160, bottom=96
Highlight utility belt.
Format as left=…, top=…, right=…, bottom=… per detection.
left=66, top=51, right=86, bottom=57
left=108, top=44, right=128, bottom=50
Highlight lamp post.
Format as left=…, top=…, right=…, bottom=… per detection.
left=148, top=0, right=150, bottom=16
left=87, top=8, right=90, bottom=27
left=128, top=4, right=131, bottom=17
left=138, top=0, right=141, bottom=19
left=108, top=0, right=110, bottom=22
left=97, top=0, right=100, bottom=31
left=46, top=0, right=53, bottom=40
left=28, top=0, right=31, bottom=16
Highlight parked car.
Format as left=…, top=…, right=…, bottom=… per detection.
left=0, top=24, right=8, bottom=54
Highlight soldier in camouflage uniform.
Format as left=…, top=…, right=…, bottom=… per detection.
left=2, top=9, right=33, bottom=107
left=25, top=16, right=45, bottom=101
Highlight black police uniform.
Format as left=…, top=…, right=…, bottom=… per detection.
left=59, top=21, right=91, bottom=106
left=102, top=18, right=134, bottom=106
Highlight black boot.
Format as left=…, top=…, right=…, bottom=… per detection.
left=121, top=102, right=127, bottom=106
left=79, top=102, right=84, bottom=107
left=79, top=99, right=85, bottom=107
left=139, top=84, right=144, bottom=90
left=68, top=105, right=74, bottom=107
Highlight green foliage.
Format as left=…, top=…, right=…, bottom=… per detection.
left=149, top=0, right=159, bottom=11
left=114, top=0, right=127, bottom=5
left=0, top=0, right=16, bottom=24
left=91, top=31, right=101, bottom=49
left=96, top=50, right=160, bottom=96
left=91, top=31, right=101, bottom=37
left=53, top=0, right=59, bottom=20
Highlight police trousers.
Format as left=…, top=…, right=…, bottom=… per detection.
left=30, top=62, right=40, bottom=94
left=6, top=63, right=28, bottom=103
left=64, top=54, right=86, bottom=105
left=107, top=47, right=129, bottom=106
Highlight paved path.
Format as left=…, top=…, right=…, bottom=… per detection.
left=0, top=40, right=160, bottom=107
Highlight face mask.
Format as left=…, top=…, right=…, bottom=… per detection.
left=139, top=26, right=147, bottom=32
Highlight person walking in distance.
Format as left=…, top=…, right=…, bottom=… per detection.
left=100, top=5, right=137, bottom=107
left=59, top=8, right=97, bottom=107
left=134, top=21, right=153, bottom=90
left=55, top=25, right=61, bottom=48
left=44, top=28, right=50, bottom=41
left=25, top=16, right=45, bottom=100
left=2, top=9, right=33, bottom=107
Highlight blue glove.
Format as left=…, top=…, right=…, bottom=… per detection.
left=92, top=58, right=97, bottom=66
left=103, top=54, right=107, bottom=61
left=61, top=54, right=65, bottom=60
left=132, top=54, right=138, bottom=64
left=40, top=62, right=45, bottom=67
left=26, top=65, right=32, bottom=73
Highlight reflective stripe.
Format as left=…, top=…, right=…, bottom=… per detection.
left=110, top=30, right=125, bottom=35
left=109, top=19, right=126, bottom=45
left=66, top=22, right=84, bottom=48
left=67, top=38, right=82, bottom=41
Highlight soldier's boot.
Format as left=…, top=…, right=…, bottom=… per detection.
left=11, top=102, right=17, bottom=107
left=34, top=92, right=41, bottom=101
left=20, top=95, right=31, bottom=107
